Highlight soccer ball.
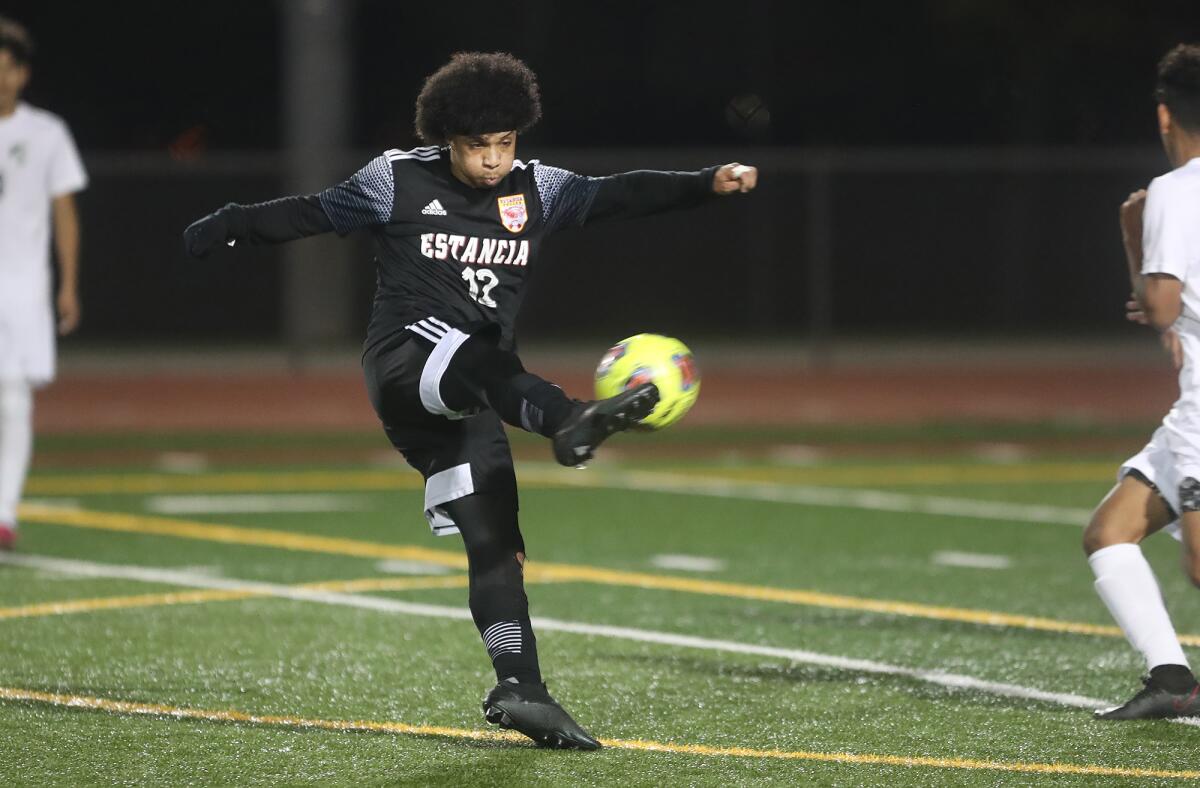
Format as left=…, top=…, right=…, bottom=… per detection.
left=594, top=334, right=700, bottom=430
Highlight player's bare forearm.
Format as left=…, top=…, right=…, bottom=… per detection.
left=1125, top=241, right=1144, bottom=299
left=52, top=193, right=82, bottom=334
left=1140, top=274, right=1183, bottom=331
left=1120, top=189, right=1147, bottom=304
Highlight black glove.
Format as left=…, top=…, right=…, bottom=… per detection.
left=183, top=204, right=243, bottom=258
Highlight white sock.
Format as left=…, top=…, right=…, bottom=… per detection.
left=1089, top=542, right=1190, bottom=670
left=0, top=380, right=33, bottom=525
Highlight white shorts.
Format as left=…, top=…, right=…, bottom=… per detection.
left=0, top=288, right=56, bottom=387
left=1120, top=425, right=1185, bottom=542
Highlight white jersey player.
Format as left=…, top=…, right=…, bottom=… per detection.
left=0, top=17, right=86, bottom=550
left=1084, top=43, right=1200, bottom=720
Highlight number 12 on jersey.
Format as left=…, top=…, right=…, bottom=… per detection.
left=462, top=267, right=499, bottom=308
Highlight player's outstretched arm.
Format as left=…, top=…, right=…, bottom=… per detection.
left=585, top=163, right=758, bottom=224
left=184, top=151, right=402, bottom=258
left=183, top=196, right=334, bottom=258
left=541, top=162, right=759, bottom=230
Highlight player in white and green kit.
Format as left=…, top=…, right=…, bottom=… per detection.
left=0, top=17, right=87, bottom=551
left=1085, top=43, right=1200, bottom=720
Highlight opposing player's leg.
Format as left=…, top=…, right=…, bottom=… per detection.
left=428, top=325, right=657, bottom=466
left=1085, top=469, right=1199, bottom=719
left=0, top=379, right=33, bottom=550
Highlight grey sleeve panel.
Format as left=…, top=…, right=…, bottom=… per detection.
left=317, top=155, right=395, bottom=236
left=534, top=163, right=601, bottom=231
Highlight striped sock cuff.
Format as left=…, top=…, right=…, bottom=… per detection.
left=482, top=620, right=523, bottom=660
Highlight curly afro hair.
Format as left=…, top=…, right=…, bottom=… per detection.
left=414, top=52, right=541, bottom=144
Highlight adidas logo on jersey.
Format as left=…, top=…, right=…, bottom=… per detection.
left=421, top=199, right=448, bottom=216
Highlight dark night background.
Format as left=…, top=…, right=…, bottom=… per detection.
left=5, top=0, right=1200, bottom=347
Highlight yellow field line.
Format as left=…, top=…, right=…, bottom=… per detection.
left=0, top=575, right=473, bottom=621
left=0, top=589, right=261, bottom=619
left=17, top=503, right=1200, bottom=647
left=18, top=503, right=468, bottom=569
left=298, top=575, right=471, bottom=594
left=0, top=686, right=1195, bottom=779
left=23, top=470, right=425, bottom=496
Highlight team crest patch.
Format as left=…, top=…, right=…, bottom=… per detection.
left=497, top=194, right=528, bottom=233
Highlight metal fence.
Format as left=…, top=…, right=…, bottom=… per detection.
left=77, top=147, right=1168, bottom=354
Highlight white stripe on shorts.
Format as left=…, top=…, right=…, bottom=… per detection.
left=417, top=327, right=472, bottom=420
left=405, top=317, right=449, bottom=344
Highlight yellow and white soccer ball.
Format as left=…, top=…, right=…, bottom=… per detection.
left=594, top=333, right=700, bottom=430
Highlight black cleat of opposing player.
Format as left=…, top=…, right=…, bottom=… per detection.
left=1094, top=675, right=1200, bottom=720
left=552, top=383, right=659, bottom=467
left=482, top=681, right=602, bottom=750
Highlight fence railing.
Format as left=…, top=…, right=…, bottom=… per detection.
left=80, top=147, right=1169, bottom=361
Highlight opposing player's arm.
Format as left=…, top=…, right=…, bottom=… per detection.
left=1130, top=181, right=1194, bottom=331
left=184, top=153, right=397, bottom=258
left=1137, top=275, right=1183, bottom=331
left=51, top=193, right=81, bottom=335
left=536, top=162, right=757, bottom=230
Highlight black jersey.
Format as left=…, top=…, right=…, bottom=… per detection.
left=207, top=149, right=717, bottom=351
left=315, top=147, right=717, bottom=352
left=317, top=147, right=601, bottom=351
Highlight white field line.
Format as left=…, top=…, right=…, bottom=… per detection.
left=519, top=465, right=1096, bottom=527
left=932, top=551, right=1014, bottom=570
left=145, top=494, right=368, bottom=515
left=4, top=552, right=1193, bottom=726
left=375, top=559, right=455, bottom=576
left=22, top=498, right=81, bottom=510
left=650, top=554, right=727, bottom=572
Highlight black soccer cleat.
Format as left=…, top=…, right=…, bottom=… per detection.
left=482, top=681, right=602, bottom=750
left=552, top=383, right=659, bottom=467
left=1094, top=675, right=1200, bottom=720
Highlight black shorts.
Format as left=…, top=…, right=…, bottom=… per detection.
left=363, top=328, right=517, bottom=537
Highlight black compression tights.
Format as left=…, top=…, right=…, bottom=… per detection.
left=441, top=336, right=575, bottom=438
left=442, top=488, right=542, bottom=685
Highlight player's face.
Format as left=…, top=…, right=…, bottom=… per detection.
left=448, top=131, right=517, bottom=189
left=0, top=49, right=29, bottom=115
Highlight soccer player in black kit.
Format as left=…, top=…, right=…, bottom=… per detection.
left=184, top=52, right=758, bottom=749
